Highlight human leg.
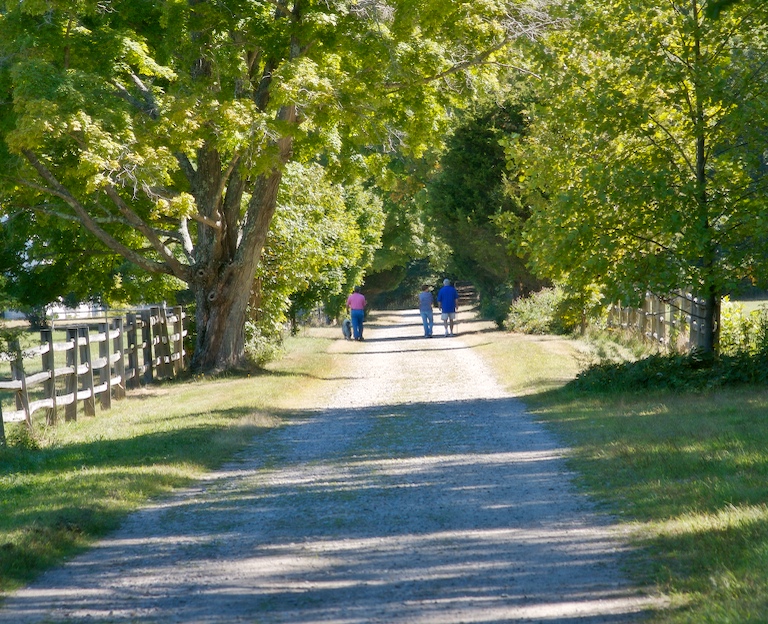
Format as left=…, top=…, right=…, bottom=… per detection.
left=351, top=309, right=364, bottom=340
left=421, top=310, right=433, bottom=337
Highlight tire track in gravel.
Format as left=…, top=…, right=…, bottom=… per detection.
left=0, top=309, right=661, bottom=623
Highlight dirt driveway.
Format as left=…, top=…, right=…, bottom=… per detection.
left=0, top=309, right=659, bottom=623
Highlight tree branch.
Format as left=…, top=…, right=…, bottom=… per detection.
left=102, top=184, right=191, bottom=279
left=20, top=149, right=187, bottom=280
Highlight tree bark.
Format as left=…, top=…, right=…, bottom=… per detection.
left=191, top=106, right=297, bottom=372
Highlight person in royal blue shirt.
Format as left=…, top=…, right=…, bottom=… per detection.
left=436, top=278, right=459, bottom=336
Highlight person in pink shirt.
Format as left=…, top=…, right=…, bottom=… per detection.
left=346, top=286, right=367, bottom=341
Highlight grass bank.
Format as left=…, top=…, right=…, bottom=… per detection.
left=0, top=331, right=337, bottom=597
left=477, top=331, right=768, bottom=623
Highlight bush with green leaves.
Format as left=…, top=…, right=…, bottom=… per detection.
left=505, top=286, right=582, bottom=335
left=719, top=300, right=768, bottom=356
left=244, top=163, right=384, bottom=365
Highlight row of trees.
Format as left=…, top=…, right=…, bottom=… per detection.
left=4, top=0, right=766, bottom=369
left=0, top=0, right=555, bottom=370
left=510, top=0, right=768, bottom=353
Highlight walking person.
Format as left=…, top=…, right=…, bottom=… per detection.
left=436, top=278, right=459, bottom=336
left=418, top=284, right=434, bottom=338
left=346, top=286, right=367, bottom=341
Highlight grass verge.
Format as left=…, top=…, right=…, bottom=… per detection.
left=478, top=331, right=768, bottom=623
left=0, top=332, right=335, bottom=597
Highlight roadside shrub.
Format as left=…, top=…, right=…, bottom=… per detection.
left=479, top=285, right=513, bottom=329
left=4, top=424, right=40, bottom=450
left=244, top=323, right=285, bottom=368
left=719, top=300, right=768, bottom=355
left=506, top=286, right=577, bottom=335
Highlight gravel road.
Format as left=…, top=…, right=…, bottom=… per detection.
left=0, top=309, right=660, bottom=623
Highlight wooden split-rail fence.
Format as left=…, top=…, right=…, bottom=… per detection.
left=0, top=306, right=187, bottom=436
left=607, top=293, right=710, bottom=350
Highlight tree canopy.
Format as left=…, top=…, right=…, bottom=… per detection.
left=0, top=0, right=555, bottom=370
left=425, top=99, right=542, bottom=322
left=516, top=0, right=768, bottom=352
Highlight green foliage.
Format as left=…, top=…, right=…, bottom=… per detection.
left=516, top=0, right=768, bottom=353
left=245, top=162, right=384, bottom=363
left=425, top=98, right=542, bottom=311
left=505, top=286, right=581, bottom=335
left=719, top=300, right=768, bottom=356
left=0, top=0, right=545, bottom=370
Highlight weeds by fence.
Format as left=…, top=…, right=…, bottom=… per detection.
left=0, top=306, right=187, bottom=440
left=607, top=293, right=709, bottom=350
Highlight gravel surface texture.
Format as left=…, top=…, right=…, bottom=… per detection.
left=0, top=309, right=659, bottom=623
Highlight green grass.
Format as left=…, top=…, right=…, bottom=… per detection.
left=6, top=319, right=768, bottom=621
left=478, top=330, right=768, bottom=623
left=0, top=332, right=335, bottom=596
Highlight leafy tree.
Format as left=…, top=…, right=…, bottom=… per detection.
left=0, top=210, right=184, bottom=317
left=0, top=0, right=554, bottom=371
left=425, top=99, right=542, bottom=320
left=248, top=161, right=383, bottom=348
left=364, top=151, right=449, bottom=301
left=518, top=0, right=768, bottom=353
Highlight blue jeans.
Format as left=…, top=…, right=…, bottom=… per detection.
left=420, top=310, right=433, bottom=336
left=350, top=309, right=365, bottom=339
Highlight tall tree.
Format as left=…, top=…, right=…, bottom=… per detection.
left=426, top=100, right=541, bottom=313
left=518, top=0, right=768, bottom=353
left=0, top=0, right=554, bottom=371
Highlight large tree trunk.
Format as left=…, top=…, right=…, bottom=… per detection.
left=190, top=166, right=285, bottom=372
left=191, top=107, right=296, bottom=372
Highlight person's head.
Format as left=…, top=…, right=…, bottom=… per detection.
left=353, top=285, right=361, bottom=293
left=443, top=278, right=451, bottom=286
left=422, top=284, right=430, bottom=291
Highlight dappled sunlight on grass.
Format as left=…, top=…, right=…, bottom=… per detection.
left=476, top=333, right=768, bottom=623
left=0, top=334, right=334, bottom=595
left=648, top=504, right=768, bottom=538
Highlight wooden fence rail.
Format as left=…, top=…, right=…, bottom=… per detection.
left=0, top=306, right=187, bottom=433
left=607, top=293, right=709, bottom=351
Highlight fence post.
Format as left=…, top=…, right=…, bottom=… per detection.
left=173, top=306, right=184, bottom=375
left=10, top=339, right=31, bottom=428
left=113, top=317, right=126, bottom=400
left=41, top=328, right=57, bottom=426
left=141, top=309, right=154, bottom=384
left=126, top=312, right=140, bottom=390
left=655, top=296, right=666, bottom=345
left=65, top=327, right=79, bottom=422
left=158, top=307, right=172, bottom=379
left=97, top=321, right=112, bottom=410
left=78, top=326, right=96, bottom=417
left=0, top=402, right=5, bottom=446
left=150, top=306, right=167, bottom=380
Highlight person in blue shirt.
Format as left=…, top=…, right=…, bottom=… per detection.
left=436, top=278, right=459, bottom=336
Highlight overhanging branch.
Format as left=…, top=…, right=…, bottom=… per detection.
left=20, top=148, right=188, bottom=281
